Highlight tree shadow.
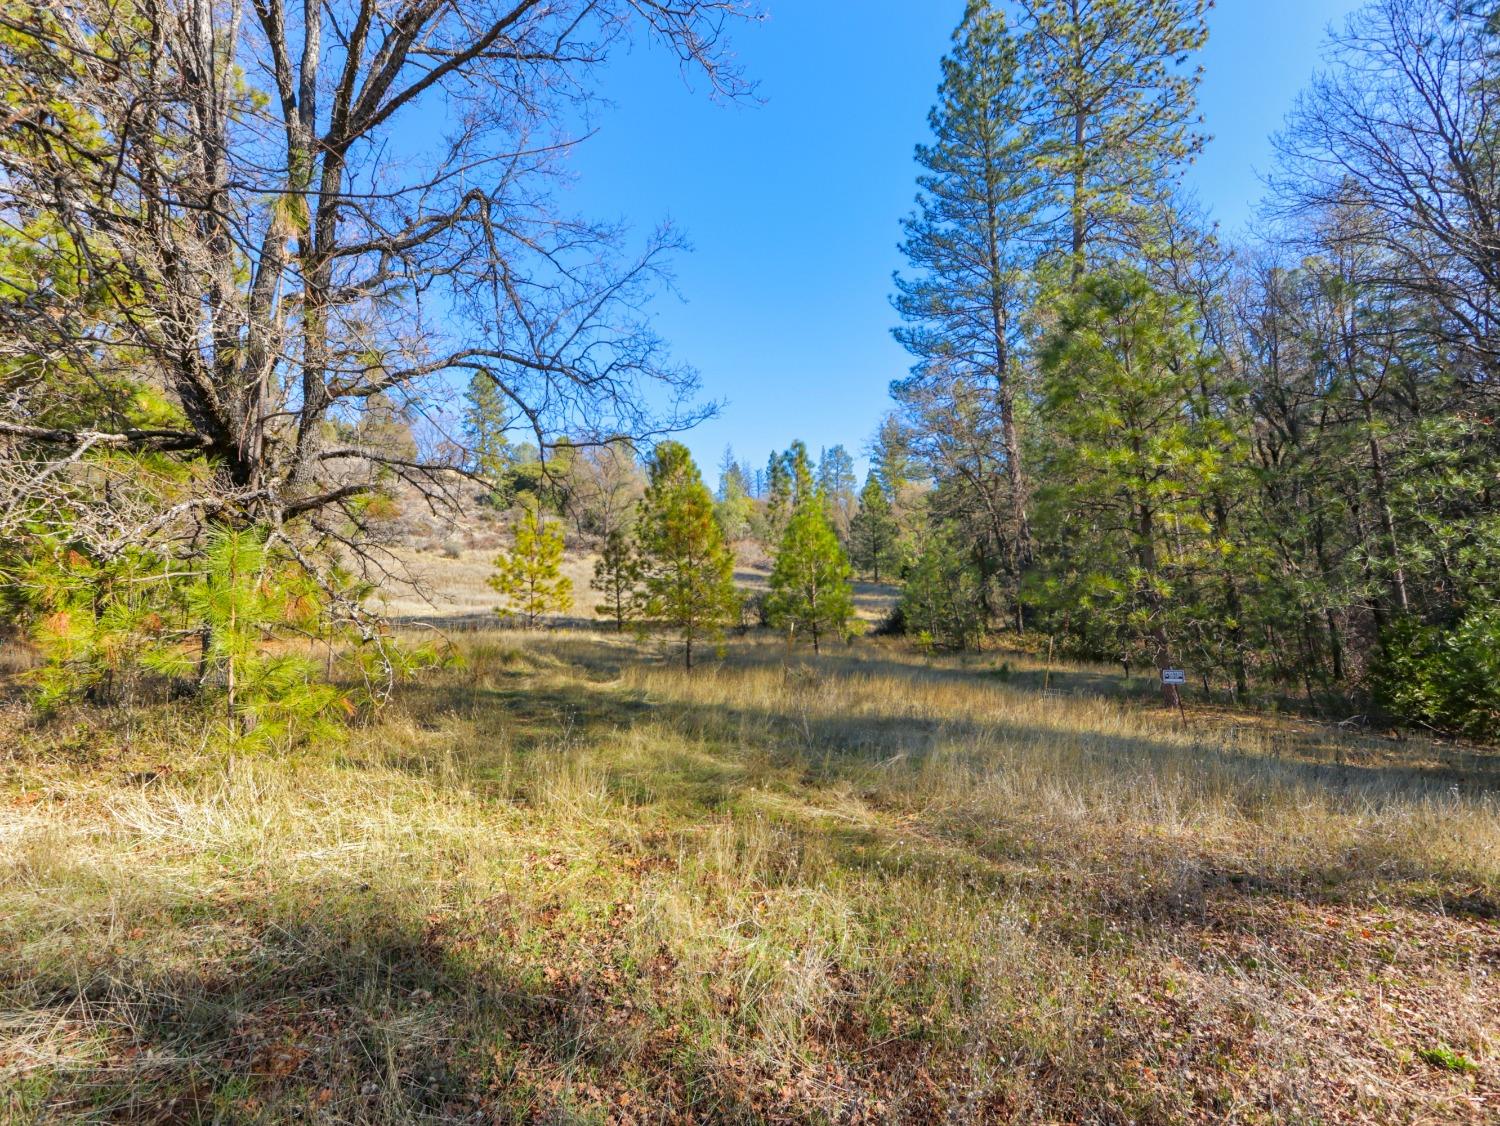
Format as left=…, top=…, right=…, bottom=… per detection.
left=17, top=634, right=1493, bottom=1119
left=8, top=875, right=658, bottom=1122
left=384, top=635, right=1500, bottom=933
left=395, top=633, right=1500, bottom=804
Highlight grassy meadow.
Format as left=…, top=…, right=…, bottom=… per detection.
left=2, top=631, right=1497, bottom=1123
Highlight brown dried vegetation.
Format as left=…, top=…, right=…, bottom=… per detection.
left=2, top=634, right=1496, bottom=1122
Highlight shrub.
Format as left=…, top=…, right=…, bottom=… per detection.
left=1373, top=609, right=1500, bottom=740
left=18, top=527, right=440, bottom=748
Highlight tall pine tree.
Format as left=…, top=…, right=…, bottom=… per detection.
left=817, top=444, right=859, bottom=538
left=849, top=472, right=900, bottom=583
left=1035, top=270, right=1237, bottom=704
left=1015, top=0, right=1209, bottom=275
left=896, top=1, right=1039, bottom=598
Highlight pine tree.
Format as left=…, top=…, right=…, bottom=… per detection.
left=767, top=488, right=855, bottom=654
left=591, top=527, right=643, bottom=632
left=489, top=505, right=574, bottom=628
left=1015, top=0, right=1209, bottom=274
left=463, top=371, right=514, bottom=495
left=816, top=444, right=858, bottom=538
left=185, top=530, right=354, bottom=743
left=849, top=472, right=901, bottom=582
left=717, top=446, right=748, bottom=501
left=786, top=440, right=816, bottom=505
left=895, top=0, right=1039, bottom=613
left=899, top=525, right=986, bottom=652
left=871, top=414, right=915, bottom=500
left=1035, top=269, right=1236, bottom=705
left=22, top=526, right=358, bottom=746
left=635, top=442, right=740, bottom=668
left=764, top=451, right=794, bottom=543
left=716, top=447, right=756, bottom=542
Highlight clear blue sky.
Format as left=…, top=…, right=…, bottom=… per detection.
left=560, top=0, right=1365, bottom=479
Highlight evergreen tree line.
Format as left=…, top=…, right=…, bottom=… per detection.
left=883, top=0, right=1500, bottom=736
left=570, top=440, right=857, bottom=665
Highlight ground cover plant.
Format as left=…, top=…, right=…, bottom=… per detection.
left=2, top=632, right=1495, bottom=1122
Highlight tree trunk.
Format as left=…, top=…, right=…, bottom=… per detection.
left=1363, top=410, right=1410, bottom=614
left=1135, top=500, right=1178, bottom=708
left=1070, top=30, right=1087, bottom=286
left=1313, top=514, right=1345, bottom=681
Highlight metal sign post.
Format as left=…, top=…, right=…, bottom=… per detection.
left=1162, top=668, right=1188, bottom=724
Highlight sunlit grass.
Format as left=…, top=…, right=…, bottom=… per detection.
left=2, top=632, right=1496, bottom=1121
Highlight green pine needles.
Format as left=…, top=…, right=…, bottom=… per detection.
left=18, top=526, right=436, bottom=748
left=490, top=505, right=574, bottom=628
left=899, top=530, right=986, bottom=653
left=1034, top=269, right=1239, bottom=682
left=177, top=530, right=352, bottom=745
left=849, top=472, right=901, bottom=583
left=591, top=527, right=643, bottom=632
left=634, top=442, right=740, bottom=669
left=767, top=483, right=855, bottom=654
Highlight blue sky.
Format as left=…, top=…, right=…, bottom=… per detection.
left=560, top=0, right=1365, bottom=480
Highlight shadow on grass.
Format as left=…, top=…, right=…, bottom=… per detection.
left=9, top=639, right=1496, bottom=1122
left=4, top=878, right=666, bottom=1122
left=408, top=640, right=1500, bottom=799
left=388, top=636, right=1499, bottom=926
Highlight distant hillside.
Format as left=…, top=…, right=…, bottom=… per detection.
left=371, top=477, right=899, bottom=632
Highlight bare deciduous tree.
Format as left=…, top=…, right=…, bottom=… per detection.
left=1276, top=0, right=1500, bottom=387
left=0, top=0, right=751, bottom=627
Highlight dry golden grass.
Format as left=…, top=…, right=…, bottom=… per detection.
left=376, top=549, right=900, bottom=628
left=0, top=631, right=36, bottom=683
left=1, top=632, right=1496, bottom=1123
left=376, top=547, right=607, bottom=624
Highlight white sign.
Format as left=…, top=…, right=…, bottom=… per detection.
left=1161, top=668, right=1187, bottom=686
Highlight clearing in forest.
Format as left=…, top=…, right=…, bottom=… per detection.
left=2, top=634, right=1496, bottom=1122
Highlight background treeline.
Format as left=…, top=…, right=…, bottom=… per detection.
left=872, top=0, right=1500, bottom=737
left=475, top=433, right=860, bottom=665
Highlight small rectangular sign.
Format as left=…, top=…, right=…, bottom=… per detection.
left=1161, top=668, right=1187, bottom=685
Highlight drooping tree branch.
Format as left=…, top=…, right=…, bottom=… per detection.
left=0, top=0, right=753, bottom=598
